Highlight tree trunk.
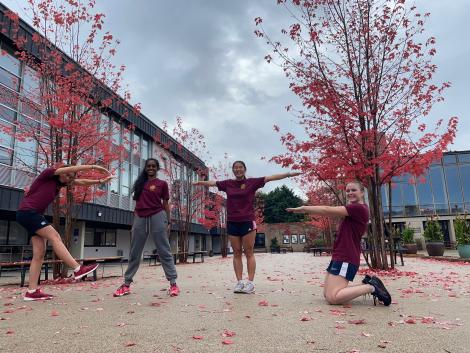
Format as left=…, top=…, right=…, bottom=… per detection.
left=387, top=181, right=395, bottom=269
left=367, top=177, right=389, bottom=269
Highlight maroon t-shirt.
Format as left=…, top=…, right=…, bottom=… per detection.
left=135, top=178, right=170, bottom=217
left=18, top=168, right=64, bottom=214
left=216, top=177, right=265, bottom=222
left=331, top=203, right=369, bottom=266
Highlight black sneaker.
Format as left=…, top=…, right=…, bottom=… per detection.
left=368, top=276, right=392, bottom=306
left=362, top=274, right=372, bottom=285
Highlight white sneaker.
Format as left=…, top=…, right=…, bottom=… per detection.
left=233, top=281, right=245, bottom=293
left=241, top=281, right=255, bottom=294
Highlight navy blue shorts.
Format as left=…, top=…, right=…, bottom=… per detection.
left=227, top=221, right=257, bottom=237
left=16, top=210, right=50, bottom=238
left=326, top=260, right=359, bottom=282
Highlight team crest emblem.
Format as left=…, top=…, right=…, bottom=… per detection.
left=149, top=185, right=156, bottom=191
left=240, top=184, right=246, bottom=189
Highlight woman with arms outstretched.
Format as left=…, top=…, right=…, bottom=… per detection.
left=194, top=160, right=300, bottom=294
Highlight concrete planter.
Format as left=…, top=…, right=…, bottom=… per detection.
left=403, top=243, right=418, bottom=255
left=426, top=242, right=445, bottom=256
left=457, top=244, right=470, bottom=259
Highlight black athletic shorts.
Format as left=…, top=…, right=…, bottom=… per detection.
left=16, top=210, right=50, bottom=238
left=326, top=260, right=359, bottom=282
left=227, top=221, right=257, bottom=237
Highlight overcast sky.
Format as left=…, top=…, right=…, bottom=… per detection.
left=3, top=0, right=469, bottom=195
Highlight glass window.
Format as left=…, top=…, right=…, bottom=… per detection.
left=459, top=165, right=470, bottom=203
left=15, top=136, right=37, bottom=168
left=0, top=48, right=21, bottom=76
left=8, top=221, right=28, bottom=245
left=99, top=114, right=109, bottom=133
left=142, top=139, right=149, bottom=161
left=132, top=165, right=140, bottom=186
left=121, top=162, right=130, bottom=196
left=390, top=183, right=403, bottom=206
left=110, top=161, right=120, bottom=194
left=443, top=154, right=457, bottom=165
left=429, top=166, right=448, bottom=204
left=416, top=175, right=433, bottom=206
left=22, top=66, right=41, bottom=103
left=105, top=229, right=116, bottom=246
left=0, top=104, right=16, bottom=122
left=0, top=85, right=19, bottom=110
left=458, top=153, right=470, bottom=164
left=401, top=175, right=417, bottom=207
left=0, top=220, right=7, bottom=244
left=0, top=119, right=13, bottom=148
left=0, top=146, right=12, bottom=165
left=444, top=166, right=463, bottom=204
left=84, top=228, right=94, bottom=246
left=0, top=67, right=20, bottom=91
left=112, top=121, right=121, bottom=145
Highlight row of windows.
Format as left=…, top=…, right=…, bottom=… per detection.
left=0, top=219, right=28, bottom=245
left=84, top=227, right=117, bottom=247
left=383, top=154, right=470, bottom=216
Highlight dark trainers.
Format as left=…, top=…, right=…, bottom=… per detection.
left=368, top=276, right=392, bottom=306
left=362, top=274, right=372, bottom=284
left=24, top=289, right=54, bottom=301
left=74, top=263, right=99, bottom=280
left=113, top=284, right=131, bottom=297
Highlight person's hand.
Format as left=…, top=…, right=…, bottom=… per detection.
left=286, top=206, right=305, bottom=213
left=288, top=171, right=302, bottom=177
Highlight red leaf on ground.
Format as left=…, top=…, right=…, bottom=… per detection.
left=361, top=332, right=371, bottom=337
left=258, top=300, right=269, bottom=306
left=6, top=328, right=14, bottom=334
left=421, top=317, right=434, bottom=324
left=405, top=318, right=416, bottom=324
left=223, top=329, right=236, bottom=337
left=222, top=339, right=234, bottom=345
left=51, top=310, right=59, bottom=317
left=300, top=316, right=312, bottom=321
left=192, top=335, right=203, bottom=340
left=124, top=341, right=136, bottom=347
left=150, top=302, right=161, bottom=307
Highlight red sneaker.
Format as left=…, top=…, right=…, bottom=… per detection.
left=113, top=284, right=131, bottom=297
left=24, top=289, right=54, bottom=301
left=74, top=263, right=99, bottom=280
left=169, top=283, right=180, bottom=297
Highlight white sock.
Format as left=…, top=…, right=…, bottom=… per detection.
left=74, top=266, right=81, bottom=272
left=246, top=280, right=253, bottom=284
left=27, top=289, right=37, bottom=293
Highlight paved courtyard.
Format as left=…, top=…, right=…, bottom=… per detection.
left=1, top=253, right=469, bottom=353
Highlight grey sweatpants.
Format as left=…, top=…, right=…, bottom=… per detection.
left=124, top=211, right=177, bottom=285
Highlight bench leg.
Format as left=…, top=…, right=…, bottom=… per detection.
left=93, top=269, right=97, bottom=281
left=400, top=252, right=404, bottom=266
left=193, top=254, right=196, bottom=263
left=173, top=254, right=177, bottom=265
left=201, top=254, right=204, bottom=263
left=21, top=266, right=26, bottom=287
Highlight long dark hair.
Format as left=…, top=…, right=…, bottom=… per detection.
left=132, top=158, right=160, bottom=201
left=232, top=160, right=246, bottom=170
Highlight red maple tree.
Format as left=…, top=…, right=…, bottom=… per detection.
left=256, top=0, right=458, bottom=268
left=1, top=1, right=134, bottom=276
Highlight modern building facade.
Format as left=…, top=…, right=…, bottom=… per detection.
left=0, top=3, right=225, bottom=262
left=383, top=150, right=470, bottom=248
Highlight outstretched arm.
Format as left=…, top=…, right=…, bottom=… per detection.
left=55, top=164, right=110, bottom=175
left=73, top=176, right=113, bottom=186
left=286, top=205, right=348, bottom=217
left=265, top=171, right=302, bottom=183
left=192, top=180, right=217, bottom=187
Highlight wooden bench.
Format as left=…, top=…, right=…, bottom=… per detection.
left=310, top=247, right=333, bottom=256
left=0, top=256, right=123, bottom=287
left=188, top=251, right=207, bottom=263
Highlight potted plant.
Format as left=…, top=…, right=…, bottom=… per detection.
left=454, top=214, right=470, bottom=259
left=270, top=237, right=280, bottom=253
left=423, top=217, right=445, bottom=256
left=401, top=225, right=417, bottom=254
